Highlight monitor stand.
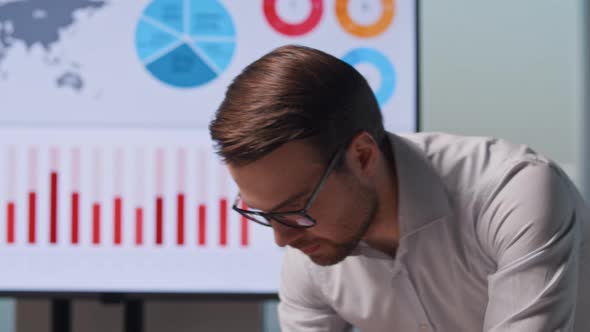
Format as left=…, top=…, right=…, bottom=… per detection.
left=51, top=299, right=70, bottom=332
left=124, top=299, right=144, bottom=332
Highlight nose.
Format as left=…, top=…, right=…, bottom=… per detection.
left=272, top=221, right=302, bottom=247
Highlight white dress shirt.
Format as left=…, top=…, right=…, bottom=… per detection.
left=278, top=132, right=590, bottom=332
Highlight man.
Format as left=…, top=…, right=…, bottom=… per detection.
left=209, top=45, right=590, bottom=331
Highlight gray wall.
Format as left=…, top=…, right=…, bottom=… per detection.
left=421, top=0, right=585, bottom=186
left=8, top=0, right=588, bottom=331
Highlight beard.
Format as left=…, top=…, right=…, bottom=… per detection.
left=309, top=183, right=379, bottom=266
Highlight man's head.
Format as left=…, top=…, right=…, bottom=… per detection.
left=210, top=45, right=388, bottom=265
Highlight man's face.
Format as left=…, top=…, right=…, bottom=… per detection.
left=228, top=139, right=378, bottom=266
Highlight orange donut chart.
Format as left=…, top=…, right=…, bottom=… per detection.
left=335, top=0, right=395, bottom=38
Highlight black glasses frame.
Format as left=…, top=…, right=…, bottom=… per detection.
left=232, top=145, right=347, bottom=229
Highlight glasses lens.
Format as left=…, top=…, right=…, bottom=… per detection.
left=274, top=214, right=315, bottom=228
left=234, top=196, right=315, bottom=228
left=235, top=198, right=272, bottom=226
left=241, top=212, right=272, bottom=226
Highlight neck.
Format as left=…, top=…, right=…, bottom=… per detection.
left=362, top=149, right=399, bottom=257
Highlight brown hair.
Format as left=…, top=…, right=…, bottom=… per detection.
left=209, top=44, right=385, bottom=167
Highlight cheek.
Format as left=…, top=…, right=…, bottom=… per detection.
left=307, top=187, right=360, bottom=238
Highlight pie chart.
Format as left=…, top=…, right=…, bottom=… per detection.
left=135, top=0, right=236, bottom=88
left=342, top=47, right=396, bottom=106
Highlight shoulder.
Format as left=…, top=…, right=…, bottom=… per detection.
left=397, top=132, right=543, bottom=177
left=474, top=159, right=579, bottom=263
left=397, top=132, right=582, bottom=259
left=397, top=131, right=565, bottom=205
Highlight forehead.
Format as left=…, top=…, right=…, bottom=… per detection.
left=228, top=140, right=324, bottom=210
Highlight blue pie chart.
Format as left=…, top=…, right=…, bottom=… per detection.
left=342, top=47, right=396, bottom=106
left=135, top=0, right=236, bottom=88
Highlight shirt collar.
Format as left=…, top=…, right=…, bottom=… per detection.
left=350, top=133, right=452, bottom=258
left=388, top=132, right=452, bottom=237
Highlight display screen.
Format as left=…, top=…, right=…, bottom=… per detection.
left=0, top=0, right=418, bottom=295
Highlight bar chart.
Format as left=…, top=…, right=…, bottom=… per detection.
left=0, top=129, right=253, bottom=249
left=0, top=128, right=286, bottom=293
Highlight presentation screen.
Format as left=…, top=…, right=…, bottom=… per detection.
left=0, top=0, right=418, bottom=295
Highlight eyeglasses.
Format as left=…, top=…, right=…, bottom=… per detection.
left=232, top=145, right=346, bottom=229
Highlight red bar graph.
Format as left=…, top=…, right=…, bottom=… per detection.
left=114, top=197, right=122, bottom=245
left=114, top=149, right=123, bottom=245
left=198, top=204, right=206, bottom=246
left=50, top=171, right=58, bottom=244
left=135, top=207, right=143, bottom=245
left=134, top=148, right=144, bottom=247
left=71, top=148, right=80, bottom=244
left=220, top=198, right=228, bottom=246
left=241, top=216, right=249, bottom=247
left=92, top=203, right=101, bottom=245
left=155, top=149, right=164, bottom=245
left=241, top=202, right=249, bottom=247
left=28, top=148, right=37, bottom=245
left=1, top=145, right=254, bottom=249
left=91, top=149, right=102, bottom=245
left=177, top=194, right=185, bottom=245
left=28, top=192, right=36, bottom=243
left=6, top=202, right=15, bottom=244
left=71, top=192, right=79, bottom=244
left=176, top=150, right=185, bottom=246
left=156, top=197, right=163, bottom=245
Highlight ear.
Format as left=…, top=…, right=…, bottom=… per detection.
left=344, top=132, right=380, bottom=178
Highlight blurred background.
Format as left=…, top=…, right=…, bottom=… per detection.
left=0, top=0, right=589, bottom=331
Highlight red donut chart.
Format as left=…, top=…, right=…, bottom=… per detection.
left=263, top=0, right=323, bottom=36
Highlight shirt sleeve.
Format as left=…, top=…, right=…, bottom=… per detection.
left=476, top=161, right=582, bottom=331
left=278, top=248, right=351, bottom=332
